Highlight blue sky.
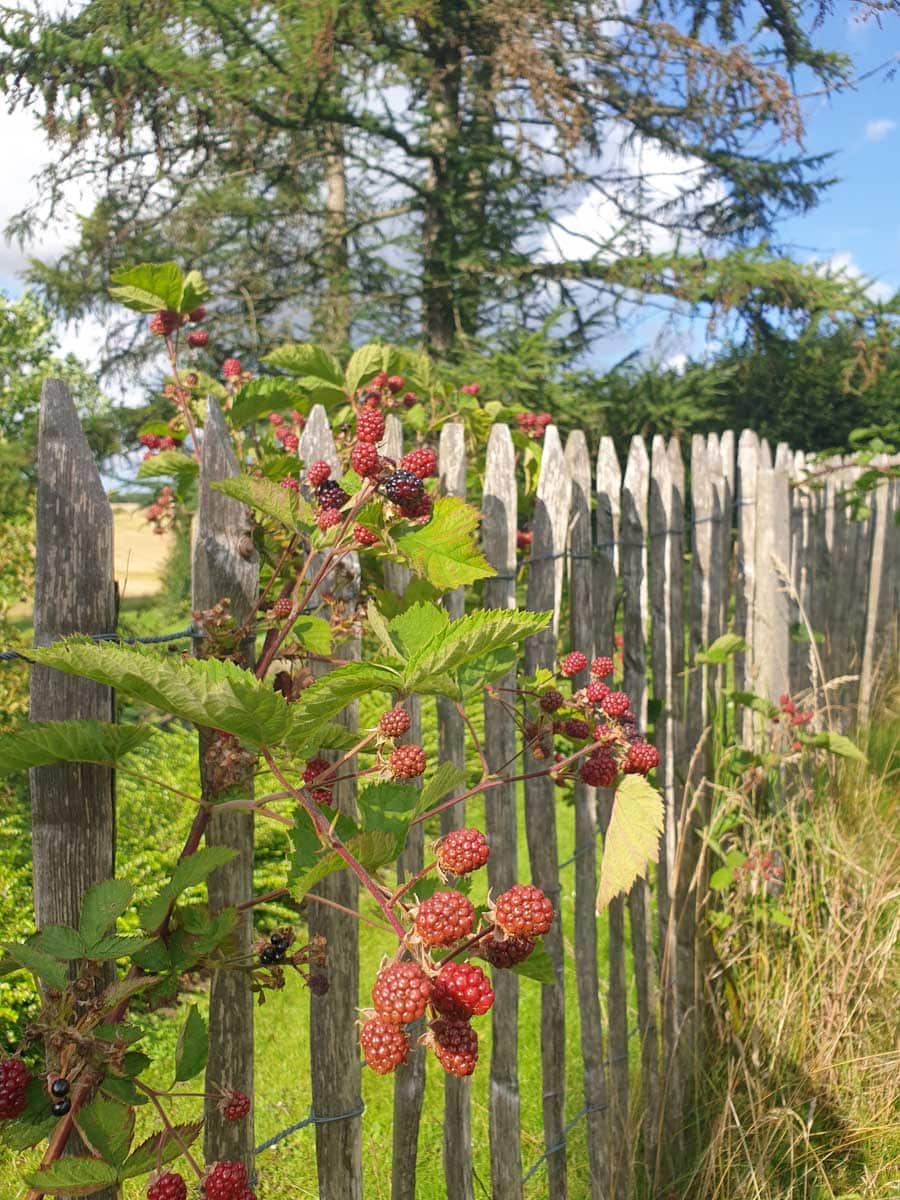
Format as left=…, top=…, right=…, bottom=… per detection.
left=0, top=4, right=897, bottom=377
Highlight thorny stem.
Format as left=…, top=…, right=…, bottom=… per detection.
left=263, top=750, right=407, bottom=939
left=136, top=1080, right=204, bottom=1179
left=389, top=861, right=437, bottom=905
left=164, top=334, right=201, bottom=462
left=235, top=886, right=392, bottom=933
left=235, top=533, right=299, bottom=640
left=23, top=1072, right=98, bottom=1200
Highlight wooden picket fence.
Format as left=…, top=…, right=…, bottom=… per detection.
left=25, top=380, right=900, bottom=1200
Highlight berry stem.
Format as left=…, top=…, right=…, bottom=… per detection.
left=163, top=334, right=201, bottom=463
left=234, top=534, right=299, bottom=640
left=235, top=887, right=393, bottom=933
left=262, top=751, right=407, bottom=939
left=389, top=861, right=437, bottom=905
left=135, top=1080, right=204, bottom=1178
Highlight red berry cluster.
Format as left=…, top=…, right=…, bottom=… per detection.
left=0, top=1057, right=29, bottom=1120
left=145, top=485, right=175, bottom=535
left=777, top=693, right=813, bottom=727
left=515, top=411, right=552, bottom=439
left=148, top=1172, right=188, bottom=1200
left=202, top=1160, right=254, bottom=1200
left=218, top=1088, right=251, bottom=1122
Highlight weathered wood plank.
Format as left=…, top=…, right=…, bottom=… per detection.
left=753, top=450, right=791, bottom=704
left=481, top=423, right=523, bottom=1200
left=858, top=459, right=891, bottom=723
left=30, top=378, right=118, bottom=1200
left=298, top=406, right=364, bottom=1200
left=594, top=438, right=628, bottom=1200
left=621, top=437, right=660, bottom=1191
left=524, top=425, right=571, bottom=1199
left=735, top=431, right=759, bottom=736
left=565, top=430, right=608, bottom=1200
left=193, top=398, right=260, bottom=1172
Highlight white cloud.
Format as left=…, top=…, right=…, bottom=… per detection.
left=864, top=118, right=896, bottom=144
left=818, top=250, right=895, bottom=304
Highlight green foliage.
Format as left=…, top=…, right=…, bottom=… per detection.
left=0, top=720, right=155, bottom=771
left=174, top=1005, right=208, bottom=1083
left=390, top=497, right=494, bottom=591
left=108, top=262, right=211, bottom=315
left=596, top=775, right=665, bottom=911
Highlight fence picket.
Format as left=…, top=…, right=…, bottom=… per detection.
left=754, top=447, right=791, bottom=704
left=859, top=461, right=891, bottom=722
left=524, top=425, right=571, bottom=1198
left=565, top=430, right=608, bottom=1200
left=193, top=398, right=260, bottom=1172
left=298, top=405, right=364, bottom=1199
left=594, top=438, right=628, bottom=1200
left=481, top=424, right=524, bottom=1199
left=621, top=437, right=661, bottom=1190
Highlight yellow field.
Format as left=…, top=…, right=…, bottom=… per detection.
left=111, top=502, right=172, bottom=599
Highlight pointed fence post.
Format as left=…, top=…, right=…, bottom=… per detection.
left=481, top=424, right=523, bottom=1200
left=524, top=425, right=571, bottom=1199
left=754, top=444, right=791, bottom=704
left=297, top=405, right=364, bottom=1200
left=594, top=438, right=628, bottom=1200
left=735, top=431, right=760, bottom=738
left=621, top=437, right=661, bottom=1191
left=193, top=398, right=259, bottom=1173
left=30, top=378, right=118, bottom=1200
left=565, top=430, right=608, bottom=1200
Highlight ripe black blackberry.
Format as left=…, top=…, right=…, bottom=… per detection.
left=382, top=470, right=424, bottom=507
left=317, top=480, right=349, bottom=510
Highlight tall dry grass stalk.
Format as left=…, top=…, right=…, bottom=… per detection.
left=676, top=678, right=900, bottom=1200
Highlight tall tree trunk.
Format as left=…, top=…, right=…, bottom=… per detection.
left=317, top=128, right=351, bottom=351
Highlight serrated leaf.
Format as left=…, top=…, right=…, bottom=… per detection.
left=32, top=925, right=86, bottom=960
left=387, top=601, right=449, bottom=658
left=367, top=601, right=403, bottom=661
left=1, top=941, right=67, bottom=990
left=210, top=474, right=312, bottom=532
left=79, top=880, right=133, bottom=946
left=510, top=939, right=555, bottom=984
left=597, top=775, right=664, bottom=911
left=228, top=377, right=314, bottom=428
left=695, top=633, right=748, bottom=664
left=179, top=269, right=210, bottom=314
left=458, top=646, right=519, bottom=698
left=392, top=497, right=495, bottom=591
left=192, top=907, right=239, bottom=956
left=174, top=1005, right=207, bottom=1082
left=120, top=1121, right=203, bottom=1180
left=414, top=761, right=468, bottom=819
left=123, top=1050, right=152, bottom=1078
left=796, top=730, right=866, bottom=763
left=26, top=641, right=295, bottom=748
left=100, top=1077, right=148, bottom=1106
left=284, top=662, right=401, bottom=751
left=138, top=846, right=237, bottom=932
left=136, top=450, right=199, bottom=486
left=108, top=261, right=184, bottom=312
left=344, top=342, right=386, bottom=395
left=87, top=935, right=154, bottom=961
left=0, top=720, right=155, bottom=773
left=264, top=342, right=345, bottom=398
left=24, top=1157, right=119, bottom=1195
left=76, top=1096, right=134, bottom=1167
left=358, top=782, right=419, bottom=858
left=730, top=691, right=780, bottom=719
left=293, top=615, right=332, bottom=656
left=403, top=608, right=551, bottom=692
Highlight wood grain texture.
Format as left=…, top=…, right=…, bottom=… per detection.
left=621, top=437, right=660, bottom=1192
left=30, top=378, right=118, bottom=1200
left=299, top=408, right=364, bottom=1200
left=481, top=424, right=523, bottom=1200
left=565, top=430, right=608, bottom=1200
left=193, top=398, right=260, bottom=1172
left=524, top=425, right=571, bottom=1199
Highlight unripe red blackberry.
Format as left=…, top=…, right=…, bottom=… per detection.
left=563, top=718, right=591, bottom=740
left=222, top=358, right=242, bottom=378
left=624, top=741, right=660, bottom=775
left=372, top=371, right=389, bottom=389
left=585, top=680, right=610, bottom=704
left=269, top=412, right=284, bottom=425
left=359, top=1016, right=410, bottom=1074
left=591, top=655, right=614, bottom=679
left=561, top=650, right=588, bottom=677
left=316, top=508, right=343, bottom=531
left=0, top=1057, right=29, bottom=1119
left=303, top=756, right=331, bottom=785
left=317, top=479, right=349, bottom=510
left=149, top=309, right=181, bottom=336
left=187, top=329, right=209, bottom=348
left=400, top=447, right=437, bottom=479
left=413, top=891, right=475, bottom=947
left=148, top=1173, right=188, bottom=1200
left=432, top=961, right=494, bottom=1018
left=350, top=442, right=380, bottom=478
left=372, top=960, right=432, bottom=1023
left=382, top=470, right=424, bottom=507
left=282, top=432, right=299, bottom=452
left=201, top=1161, right=248, bottom=1200
left=517, top=529, right=533, bottom=549
left=220, top=1089, right=251, bottom=1121
left=356, top=407, right=386, bottom=443
left=580, top=749, right=618, bottom=788
left=354, top=524, right=379, bottom=546
left=601, top=691, right=631, bottom=718
left=540, top=689, right=565, bottom=713
left=480, top=934, right=535, bottom=969
left=280, top=476, right=300, bottom=492
left=306, top=460, right=331, bottom=487
left=402, top=391, right=418, bottom=408
left=274, top=426, right=289, bottom=443
left=271, top=597, right=292, bottom=620
left=430, top=1019, right=478, bottom=1076
left=401, top=492, right=433, bottom=521
left=460, top=382, right=481, bottom=396
left=379, top=707, right=411, bottom=738
left=493, top=884, right=554, bottom=937
left=435, top=828, right=490, bottom=876
left=386, top=374, right=405, bottom=393
left=388, top=743, right=426, bottom=780
left=188, top=305, right=207, bottom=323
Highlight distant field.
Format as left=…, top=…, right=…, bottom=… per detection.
left=111, top=503, right=172, bottom=599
